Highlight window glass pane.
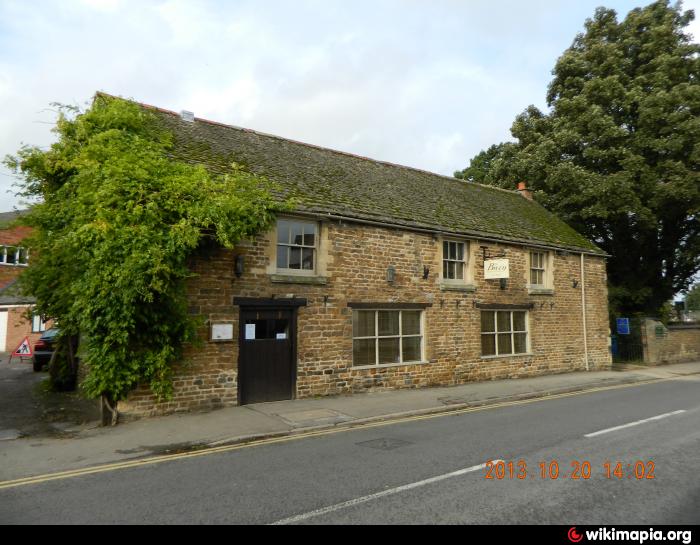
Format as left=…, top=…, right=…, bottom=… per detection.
left=530, top=269, right=538, bottom=285
left=353, top=339, right=376, bottom=366
left=497, top=311, right=511, bottom=332
left=532, top=269, right=543, bottom=285
left=402, top=337, right=421, bottom=362
left=303, top=224, right=315, bottom=246
left=514, top=333, right=527, bottom=354
left=481, top=311, right=495, bottom=333
left=301, top=248, right=314, bottom=270
left=378, top=337, right=400, bottom=364
left=402, top=311, right=421, bottom=335
left=443, top=261, right=448, bottom=279
left=481, top=334, right=496, bottom=356
left=353, top=311, right=375, bottom=337
left=378, top=311, right=399, bottom=336
left=455, top=262, right=464, bottom=280
left=443, top=241, right=448, bottom=260
left=498, top=333, right=513, bottom=355
left=277, top=220, right=290, bottom=244
left=6, top=247, right=16, bottom=264
left=291, top=223, right=304, bottom=246
left=18, top=248, right=28, bottom=264
left=276, top=246, right=288, bottom=269
left=456, top=243, right=464, bottom=261
left=288, top=247, right=301, bottom=269
left=513, top=312, right=526, bottom=332
left=32, top=315, right=41, bottom=332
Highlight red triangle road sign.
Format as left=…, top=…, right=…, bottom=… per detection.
left=12, top=336, right=33, bottom=357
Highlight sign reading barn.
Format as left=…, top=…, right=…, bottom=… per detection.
left=484, top=258, right=509, bottom=279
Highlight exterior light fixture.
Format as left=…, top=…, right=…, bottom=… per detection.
left=423, top=266, right=430, bottom=280
left=572, top=279, right=579, bottom=288
left=499, top=278, right=507, bottom=290
left=235, top=255, right=245, bottom=278
left=387, top=265, right=396, bottom=283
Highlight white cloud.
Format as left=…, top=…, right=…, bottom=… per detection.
left=0, top=0, right=698, bottom=211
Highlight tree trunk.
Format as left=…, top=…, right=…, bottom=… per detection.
left=100, top=394, right=119, bottom=427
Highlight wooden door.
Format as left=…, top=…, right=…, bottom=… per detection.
left=238, top=308, right=296, bottom=404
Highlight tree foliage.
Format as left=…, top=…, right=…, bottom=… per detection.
left=456, top=1, right=700, bottom=317
left=5, top=96, right=286, bottom=402
left=686, top=283, right=700, bottom=311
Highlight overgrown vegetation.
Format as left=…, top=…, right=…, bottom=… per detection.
left=5, top=95, right=286, bottom=412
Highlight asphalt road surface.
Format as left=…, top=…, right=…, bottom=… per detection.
left=2, top=376, right=699, bottom=524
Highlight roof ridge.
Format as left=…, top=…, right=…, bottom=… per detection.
left=94, top=92, right=520, bottom=198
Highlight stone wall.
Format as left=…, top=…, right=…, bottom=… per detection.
left=118, top=218, right=611, bottom=418
left=642, top=319, right=700, bottom=365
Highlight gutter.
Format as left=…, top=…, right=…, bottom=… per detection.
left=291, top=210, right=609, bottom=257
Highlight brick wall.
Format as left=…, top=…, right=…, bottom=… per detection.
left=118, top=219, right=611, bottom=418
left=2, top=305, right=47, bottom=355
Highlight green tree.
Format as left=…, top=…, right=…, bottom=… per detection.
left=5, top=95, right=286, bottom=415
left=457, top=1, right=700, bottom=317
left=454, top=142, right=517, bottom=184
left=686, top=283, right=700, bottom=311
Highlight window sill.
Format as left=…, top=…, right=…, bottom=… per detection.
left=0, top=263, right=28, bottom=267
left=480, top=353, right=533, bottom=360
left=352, top=361, right=429, bottom=371
left=528, top=287, right=554, bottom=296
left=270, top=274, right=328, bottom=285
left=440, top=283, right=476, bottom=293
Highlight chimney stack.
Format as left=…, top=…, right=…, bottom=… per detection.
left=517, top=181, right=533, bottom=201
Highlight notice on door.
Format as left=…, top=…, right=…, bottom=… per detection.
left=245, top=323, right=256, bottom=340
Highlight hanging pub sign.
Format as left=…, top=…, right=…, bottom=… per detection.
left=484, top=258, right=509, bottom=280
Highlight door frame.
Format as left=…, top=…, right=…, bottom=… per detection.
left=234, top=297, right=306, bottom=405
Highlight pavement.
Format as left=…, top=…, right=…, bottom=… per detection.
left=1, top=356, right=700, bottom=482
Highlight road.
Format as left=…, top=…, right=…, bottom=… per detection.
left=1, top=375, right=699, bottom=524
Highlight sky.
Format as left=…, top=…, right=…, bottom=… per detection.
left=0, top=0, right=698, bottom=212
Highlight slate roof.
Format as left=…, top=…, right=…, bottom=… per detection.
left=0, top=210, right=27, bottom=228
left=103, top=94, right=604, bottom=255
left=0, top=279, right=34, bottom=305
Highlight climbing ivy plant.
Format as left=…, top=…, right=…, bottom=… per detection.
left=5, top=95, right=286, bottom=405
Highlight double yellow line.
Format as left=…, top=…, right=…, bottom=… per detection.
left=0, top=376, right=675, bottom=490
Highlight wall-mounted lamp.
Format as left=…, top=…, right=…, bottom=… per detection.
left=572, top=279, right=579, bottom=288
left=387, top=265, right=396, bottom=283
left=234, top=255, right=245, bottom=278
left=499, top=278, right=507, bottom=290
left=423, top=266, right=430, bottom=280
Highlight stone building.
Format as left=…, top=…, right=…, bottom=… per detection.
left=110, top=97, right=611, bottom=418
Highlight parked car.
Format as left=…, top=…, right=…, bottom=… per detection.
left=33, top=328, right=60, bottom=372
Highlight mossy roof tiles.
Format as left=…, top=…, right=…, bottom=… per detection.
left=125, top=96, right=604, bottom=255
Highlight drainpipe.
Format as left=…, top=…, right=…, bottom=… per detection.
left=581, top=253, right=589, bottom=371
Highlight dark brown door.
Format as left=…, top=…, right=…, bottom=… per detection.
left=238, top=308, right=296, bottom=404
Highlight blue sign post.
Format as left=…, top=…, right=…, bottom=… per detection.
left=616, top=318, right=630, bottom=335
